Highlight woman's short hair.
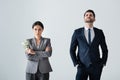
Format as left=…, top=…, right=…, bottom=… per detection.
left=32, top=21, right=44, bottom=29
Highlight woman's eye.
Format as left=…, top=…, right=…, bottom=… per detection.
left=35, top=29, right=37, bottom=31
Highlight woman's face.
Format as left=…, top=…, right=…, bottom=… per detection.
left=32, top=25, right=43, bottom=38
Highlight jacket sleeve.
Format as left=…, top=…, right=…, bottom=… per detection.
left=25, top=39, right=52, bottom=61
left=35, top=39, right=52, bottom=57
left=100, top=30, right=108, bottom=65
left=70, top=30, right=79, bottom=66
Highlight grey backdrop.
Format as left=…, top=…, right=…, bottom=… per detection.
left=0, top=0, right=119, bottom=80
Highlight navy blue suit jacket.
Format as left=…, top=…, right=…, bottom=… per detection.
left=70, top=27, right=108, bottom=67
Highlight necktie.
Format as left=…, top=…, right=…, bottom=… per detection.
left=83, top=28, right=91, bottom=67
left=88, top=29, right=91, bottom=45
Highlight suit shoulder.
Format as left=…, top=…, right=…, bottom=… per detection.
left=26, top=38, right=34, bottom=44
left=42, top=37, right=51, bottom=41
left=75, top=27, right=84, bottom=31
left=94, top=27, right=102, bottom=31
left=26, top=38, right=33, bottom=41
left=74, top=27, right=84, bottom=33
left=94, top=27, right=104, bottom=36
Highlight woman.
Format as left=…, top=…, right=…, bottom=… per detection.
left=25, top=21, right=52, bottom=80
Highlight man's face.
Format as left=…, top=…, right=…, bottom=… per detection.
left=84, top=12, right=95, bottom=23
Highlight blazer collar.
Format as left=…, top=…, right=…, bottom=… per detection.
left=91, top=27, right=97, bottom=45
left=33, top=36, right=43, bottom=47
left=81, top=27, right=97, bottom=46
left=81, top=28, right=88, bottom=45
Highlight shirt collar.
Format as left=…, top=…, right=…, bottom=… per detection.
left=84, top=26, right=94, bottom=30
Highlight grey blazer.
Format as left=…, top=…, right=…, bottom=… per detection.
left=25, top=37, right=52, bottom=74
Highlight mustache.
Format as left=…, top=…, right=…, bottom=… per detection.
left=85, top=21, right=94, bottom=23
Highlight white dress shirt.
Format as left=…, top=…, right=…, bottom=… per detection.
left=84, top=27, right=95, bottom=43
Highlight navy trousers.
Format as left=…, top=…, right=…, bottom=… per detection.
left=76, top=64, right=103, bottom=80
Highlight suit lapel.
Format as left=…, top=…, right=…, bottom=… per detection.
left=32, top=37, right=43, bottom=50
left=81, top=27, right=97, bottom=46
left=91, top=27, right=97, bottom=45
left=81, top=28, right=89, bottom=45
left=32, top=37, right=47, bottom=51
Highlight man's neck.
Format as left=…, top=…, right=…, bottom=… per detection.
left=85, top=23, right=93, bottom=28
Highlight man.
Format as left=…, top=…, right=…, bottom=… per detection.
left=70, top=9, right=108, bottom=80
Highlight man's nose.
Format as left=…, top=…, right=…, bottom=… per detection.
left=87, top=15, right=91, bottom=18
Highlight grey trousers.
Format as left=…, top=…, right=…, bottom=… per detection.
left=26, top=71, right=49, bottom=80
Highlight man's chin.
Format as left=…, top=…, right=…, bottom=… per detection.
left=85, top=21, right=93, bottom=23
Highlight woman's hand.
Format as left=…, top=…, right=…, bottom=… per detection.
left=25, top=49, right=35, bottom=55
left=45, top=46, right=51, bottom=52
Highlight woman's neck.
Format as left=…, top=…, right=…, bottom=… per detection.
left=35, top=36, right=41, bottom=41
left=35, top=36, right=41, bottom=46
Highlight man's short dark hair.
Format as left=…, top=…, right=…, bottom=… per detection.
left=32, top=21, right=44, bottom=29
left=84, top=9, right=95, bottom=18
